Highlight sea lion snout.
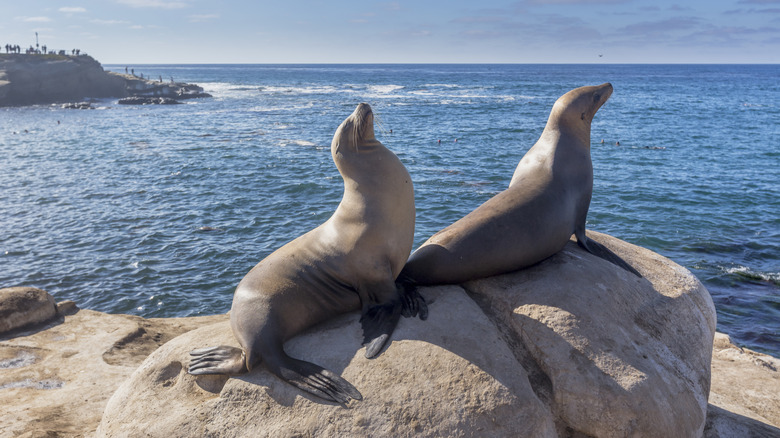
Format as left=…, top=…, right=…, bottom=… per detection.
left=334, top=103, right=376, bottom=152
left=596, top=82, right=613, bottom=102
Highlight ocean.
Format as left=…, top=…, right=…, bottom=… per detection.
left=1, top=64, right=778, bottom=357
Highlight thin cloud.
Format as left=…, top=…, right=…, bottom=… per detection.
left=188, top=14, right=219, bottom=23
left=59, top=7, right=87, bottom=13
left=17, top=16, right=52, bottom=23
left=452, top=16, right=508, bottom=24
left=739, top=0, right=780, bottom=4
left=91, top=19, right=129, bottom=25
left=116, top=0, right=189, bottom=9
left=616, top=17, right=700, bottom=37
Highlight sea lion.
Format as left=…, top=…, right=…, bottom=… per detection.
left=188, top=103, right=423, bottom=404
left=399, top=83, right=640, bottom=288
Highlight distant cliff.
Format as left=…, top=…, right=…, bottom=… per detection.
left=0, top=54, right=209, bottom=107
left=0, top=54, right=128, bottom=106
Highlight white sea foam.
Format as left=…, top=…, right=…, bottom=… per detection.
left=367, top=84, right=405, bottom=94
left=423, top=83, right=460, bottom=88
left=261, top=85, right=342, bottom=95
left=277, top=139, right=318, bottom=147
left=725, top=266, right=780, bottom=283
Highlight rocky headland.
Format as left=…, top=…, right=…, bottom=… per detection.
left=1, top=232, right=778, bottom=437
left=0, top=54, right=209, bottom=107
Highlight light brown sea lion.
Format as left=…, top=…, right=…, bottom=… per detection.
left=188, top=103, right=423, bottom=404
left=399, top=83, right=640, bottom=288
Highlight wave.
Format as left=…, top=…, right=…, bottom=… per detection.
left=277, top=139, right=319, bottom=147
left=261, top=85, right=341, bottom=95
left=724, top=266, right=780, bottom=285
left=367, top=84, right=405, bottom=94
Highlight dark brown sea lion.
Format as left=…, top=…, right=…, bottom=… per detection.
left=399, top=83, right=640, bottom=288
left=188, top=103, right=422, bottom=403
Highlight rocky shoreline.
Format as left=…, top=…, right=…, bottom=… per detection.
left=0, top=54, right=210, bottom=107
left=1, top=232, right=778, bottom=437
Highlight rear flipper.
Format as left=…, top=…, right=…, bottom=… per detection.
left=272, top=355, right=362, bottom=404
left=188, top=345, right=248, bottom=375
left=576, top=234, right=642, bottom=278
left=360, top=302, right=401, bottom=359
left=397, top=277, right=428, bottom=321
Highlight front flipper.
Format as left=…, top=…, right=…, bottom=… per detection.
left=271, top=355, right=362, bottom=404
left=576, top=232, right=642, bottom=278
left=188, top=345, right=248, bottom=375
left=360, top=302, right=401, bottom=359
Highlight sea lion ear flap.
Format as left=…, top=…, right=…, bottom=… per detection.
left=581, top=112, right=586, bottom=120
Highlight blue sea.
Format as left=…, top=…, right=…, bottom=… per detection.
left=1, top=64, right=778, bottom=357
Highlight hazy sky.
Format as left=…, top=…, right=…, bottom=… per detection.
left=2, top=0, right=779, bottom=64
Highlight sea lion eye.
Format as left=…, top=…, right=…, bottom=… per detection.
left=593, top=94, right=601, bottom=102
left=581, top=112, right=586, bottom=120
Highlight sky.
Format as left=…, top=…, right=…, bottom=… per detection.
left=2, top=0, right=779, bottom=64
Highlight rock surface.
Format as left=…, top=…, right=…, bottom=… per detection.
left=0, top=54, right=211, bottom=107
left=2, top=233, right=778, bottom=437
left=98, top=288, right=558, bottom=437
left=0, top=287, right=57, bottom=333
left=0, top=54, right=126, bottom=106
left=96, top=232, right=716, bottom=437
left=705, top=332, right=780, bottom=437
left=0, top=302, right=223, bottom=438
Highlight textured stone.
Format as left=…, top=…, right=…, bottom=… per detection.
left=463, top=231, right=717, bottom=437
left=0, top=287, right=57, bottom=334
left=97, top=287, right=557, bottom=437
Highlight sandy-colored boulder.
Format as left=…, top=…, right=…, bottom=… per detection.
left=705, top=332, right=780, bottom=437
left=0, top=305, right=224, bottom=438
left=464, top=231, right=717, bottom=437
left=97, top=287, right=557, bottom=437
left=0, top=287, right=58, bottom=334
left=98, top=231, right=716, bottom=437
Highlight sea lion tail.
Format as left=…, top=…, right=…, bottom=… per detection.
left=576, top=234, right=642, bottom=278
left=270, top=354, right=363, bottom=404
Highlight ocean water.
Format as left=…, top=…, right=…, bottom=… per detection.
left=1, top=64, right=778, bottom=357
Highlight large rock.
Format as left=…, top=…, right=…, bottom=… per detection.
left=0, top=54, right=209, bottom=107
left=0, top=54, right=127, bottom=106
left=0, top=287, right=57, bottom=334
left=705, top=333, right=780, bottom=437
left=97, top=287, right=558, bottom=437
left=0, top=305, right=223, bottom=438
left=464, top=231, right=717, bottom=437
left=97, top=232, right=718, bottom=437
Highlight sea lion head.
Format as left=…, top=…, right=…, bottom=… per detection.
left=548, top=83, right=613, bottom=137
left=332, top=102, right=377, bottom=155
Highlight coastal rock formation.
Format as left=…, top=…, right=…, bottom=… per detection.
left=0, top=287, right=57, bottom=334
left=0, top=54, right=211, bottom=107
left=98, top=232, right=716, bottom=437
left=0, top=303, right=224, bottom=438
left=3, top=235, right=779, bottom=437
left=705, top=332, right=780, bottom=436
left=0, top=54, right=127, bottom=106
